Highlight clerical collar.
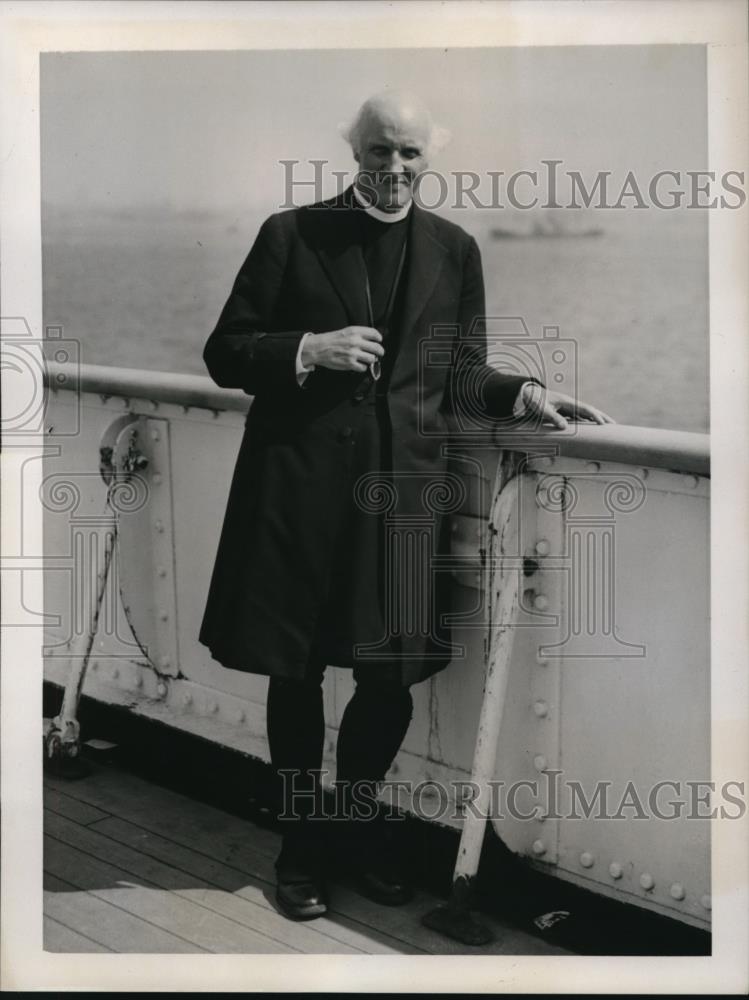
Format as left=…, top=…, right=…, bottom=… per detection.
left=352, top=183, right=412, bottom=223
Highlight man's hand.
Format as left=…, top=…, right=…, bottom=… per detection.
left=521, top=382, right=615, bottom=430
left=302, top=327, right=384, bottom=373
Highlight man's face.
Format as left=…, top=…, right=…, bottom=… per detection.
left=354, top=113, right=430, bottom=212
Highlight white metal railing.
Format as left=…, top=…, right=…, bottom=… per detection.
left=40, top=362, right=711, bottom=928
left=45, top=361, right=709, bottom=475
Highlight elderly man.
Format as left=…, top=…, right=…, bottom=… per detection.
left=199, top=91, right=611, bottom=921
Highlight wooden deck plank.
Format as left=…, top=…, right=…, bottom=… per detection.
left=46, top=773, right=421, bottom=953
left=90, top=817, right=402, bottom=955
left=44, top=835, right=294, bottom=955
left=44, top=871, right=78, bottom=892
left=45, top=766, right=566, bottom=956
left=83, top=806, right=542, bottom=956
left=82, top=807, right=438, bottom=954
left=44, top=786, right=111, bottom=826
left=89, top=797, right=549, bottom=956
left=45, top=768, right=279, bottom=859
left=45, top=809, right=382, bottom=955
left=43, top=889, right=202, bottom=954
left=44, top=915, right=114, bottom=954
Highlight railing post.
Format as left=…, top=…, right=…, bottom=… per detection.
left=422, top=467, right=522, bottom=945
left=43, top=413, right=149, bottom=776
left=44, top=523, right=116, bottom=775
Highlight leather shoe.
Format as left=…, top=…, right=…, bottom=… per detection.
left=333, top=802, right=415, bottom=906
left=355, top=862, right=414, bottom=906
left=349, top=827, right=415, bottom=906
left=275, top=863, right=329, bottom=921
left=274, top=830, right=329, bottom=921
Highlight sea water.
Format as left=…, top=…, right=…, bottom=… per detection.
left=42, top=205, right=708, bottom=433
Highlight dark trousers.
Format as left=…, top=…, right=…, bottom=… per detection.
left=266, top=657, right=414, bottom=871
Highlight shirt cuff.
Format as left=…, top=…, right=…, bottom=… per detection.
left=512, top=381, right=536, bottom=417
left=296, top=332, right=315, bottom=386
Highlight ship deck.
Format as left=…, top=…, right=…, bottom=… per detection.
left=43, top=759, right=570, bottom=957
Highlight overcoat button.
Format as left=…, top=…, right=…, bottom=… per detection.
left=339, top=426, right=353, bottom=441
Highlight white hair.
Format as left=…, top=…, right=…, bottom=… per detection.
left=338, top=93, right=452, bottom=158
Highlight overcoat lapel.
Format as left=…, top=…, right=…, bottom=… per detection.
left=398, top=204, right=449, bottom=339
left=389, top=203, right=449, bottom=391
left=313, top=189, right=370, bottom=325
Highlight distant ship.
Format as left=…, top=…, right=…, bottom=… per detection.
left=490, top=213, right=604, bottom=240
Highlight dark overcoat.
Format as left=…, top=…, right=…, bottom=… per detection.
left=198, top=186, right=529, bottom=686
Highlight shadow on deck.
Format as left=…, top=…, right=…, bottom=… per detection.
left=43, top=761, right=570, bottom=956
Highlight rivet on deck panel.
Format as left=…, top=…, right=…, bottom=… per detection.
left=580, top=852, right=595, bottom=868
left=533, top=700, right=548, bottom=718
left=157, top=566, right=167, bottom=578
left=151, top=429, right=160, bottom=441
left=534, top=594, right=549, bottom=611
left=533, top=754, right=547, bottom=772
left=154, top=519, right=164, bottom=533
left=153, top=473, right=162, bottom=485
left=156, top=682, right=167, bottom=698
left=670, top=883, right=685, bottom=901
left=532, top=839, right=546, bottom=855
left=535, top=539, right=550, bottom=556
left=159, top=655, right=170, bottom=669
left=609, top=862, right=623, bottom=879
left=640, top=872, right=655, bottom=890
left=586, top=461, right=601, bottom=472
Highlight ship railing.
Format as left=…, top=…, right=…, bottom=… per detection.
left=38, top=362, right=710, bottom=929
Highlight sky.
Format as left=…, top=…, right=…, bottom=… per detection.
left=40, top=45, right=707, bottom=213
